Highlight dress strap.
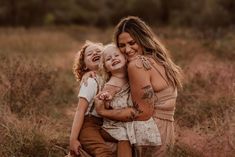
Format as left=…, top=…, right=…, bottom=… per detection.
left=131, top=55, right=152, bottom=70
left=136, top=55, right=169, bottom=86
left=88, top=78, right=99, bottom=115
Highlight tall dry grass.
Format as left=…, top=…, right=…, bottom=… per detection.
left=153, top=27, right=235, bottom=156
left=176, top=55, right=234, bottom=128
left=0, top=26, right=234, bottom=157
left=0, top=27, right=82, bottom=156
left=0, top=108, right=68, bottom=157
left=0, top=54, right=73, bottom=156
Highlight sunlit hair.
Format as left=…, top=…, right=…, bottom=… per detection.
left=113, top=16, right=183, bottom=89
left=73, top=40, right=103, bottom=82
left=97, top=43, right=116, bottom=83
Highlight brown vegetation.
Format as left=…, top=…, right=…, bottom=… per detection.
left=0, top=26, right=234, bottom=156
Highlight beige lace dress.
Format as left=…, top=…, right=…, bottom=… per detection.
left=102, top=83, right=162, bottom=146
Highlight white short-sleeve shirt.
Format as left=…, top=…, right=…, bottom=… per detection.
left=78, top=77, right=100, bottom=117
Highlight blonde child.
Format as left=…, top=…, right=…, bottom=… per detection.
left=95, top=44, right=161, bottom=157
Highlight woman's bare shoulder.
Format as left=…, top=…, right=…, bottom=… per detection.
left=128, top=55, right=152, bottom=71
left=127, top=57, right=151, bottom=85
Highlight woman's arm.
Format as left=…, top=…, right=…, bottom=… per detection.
left=70, top=98, right=88, bottom=155
left=95, top=60, right=155, bottom=122
left=127, top=60, right=155, bottom=121
left=95, top=97, right=137, bottom=122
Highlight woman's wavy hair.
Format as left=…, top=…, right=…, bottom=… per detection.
left=73, top=40, right=103, bottom=82
left=113, top=16, right=183, bottom=89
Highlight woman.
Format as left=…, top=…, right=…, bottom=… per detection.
left=95, top=16, right=182, bottom=156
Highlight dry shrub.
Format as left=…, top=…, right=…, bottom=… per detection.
left=167, top=143, right=203, bottom=157
left=0, top=28, right=78, bottom=156
left=0, top=27, right=78, bottom=55
left=0, top=52, right=74, bottom=157
left=0, top=54, right=58, bottom=117
left=0, top=53, right=76, bottom=118
left=0, top=107, right=68, bottom=157
left=176, top=54, right=234, bottom=128
left=202, top=28, right=235, bottom=61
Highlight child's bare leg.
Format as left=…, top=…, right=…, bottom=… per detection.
left=117, top=140, right=132, bottom=157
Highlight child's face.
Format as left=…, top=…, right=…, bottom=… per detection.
left=103, top=45, right=126, bottom=73
left=84, top=44, right=102, bottom=71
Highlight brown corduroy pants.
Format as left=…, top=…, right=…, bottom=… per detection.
left=79, top=115, right=114, bottom=157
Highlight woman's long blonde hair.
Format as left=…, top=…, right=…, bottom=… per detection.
left=113, top=16, right=183, bottom=89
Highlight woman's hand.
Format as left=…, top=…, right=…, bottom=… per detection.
left=69, top=139, right=81, bottom=156
left=81, top=71, right=96, bottom=86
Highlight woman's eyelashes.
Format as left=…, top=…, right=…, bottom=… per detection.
left=129, top=40, right=136, bottom=45
left=118, top=43, right=125, bottom=48
left=118, top=41, right=136, bottom=48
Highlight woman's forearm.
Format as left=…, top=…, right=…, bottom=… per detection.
left=98, top=107, right=136, bottom=122
left=98, top=107, right=152, bottom=122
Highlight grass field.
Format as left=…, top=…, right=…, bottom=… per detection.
left=0, top=26, right=234, bottom=157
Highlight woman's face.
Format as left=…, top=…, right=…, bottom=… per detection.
left=103, top=46, right=126, bottom=73
left=117, top=32, right=142, bottom=60
left=84, top=44, right=102, bottom=70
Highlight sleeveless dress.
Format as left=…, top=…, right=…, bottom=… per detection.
left=153, top=86, right=177, bottom=156
left=131, top=55, right=178, bottom=157
left=102, top=83, right=162, bottom=146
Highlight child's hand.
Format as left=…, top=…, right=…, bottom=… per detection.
left=81, top=71, right=96, bottom=86
left=97, top=91, right=113, bottom=101
left=94, top=96, right=105, bottom=114
left=69, top=139, right=81, bottom=156
left=104, top=102, right=112, bottom=109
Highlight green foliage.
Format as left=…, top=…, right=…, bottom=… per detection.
left=44, top=13, right=55, bottom=25
left=0, top=0, right=234, bottom=28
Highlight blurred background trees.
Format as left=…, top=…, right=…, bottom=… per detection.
left=0, top=0, right=234, bottom=28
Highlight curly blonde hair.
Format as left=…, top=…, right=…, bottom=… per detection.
left=97, top=44, right=114, bottom=83
left=73, top=41, right=103, bottom=82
